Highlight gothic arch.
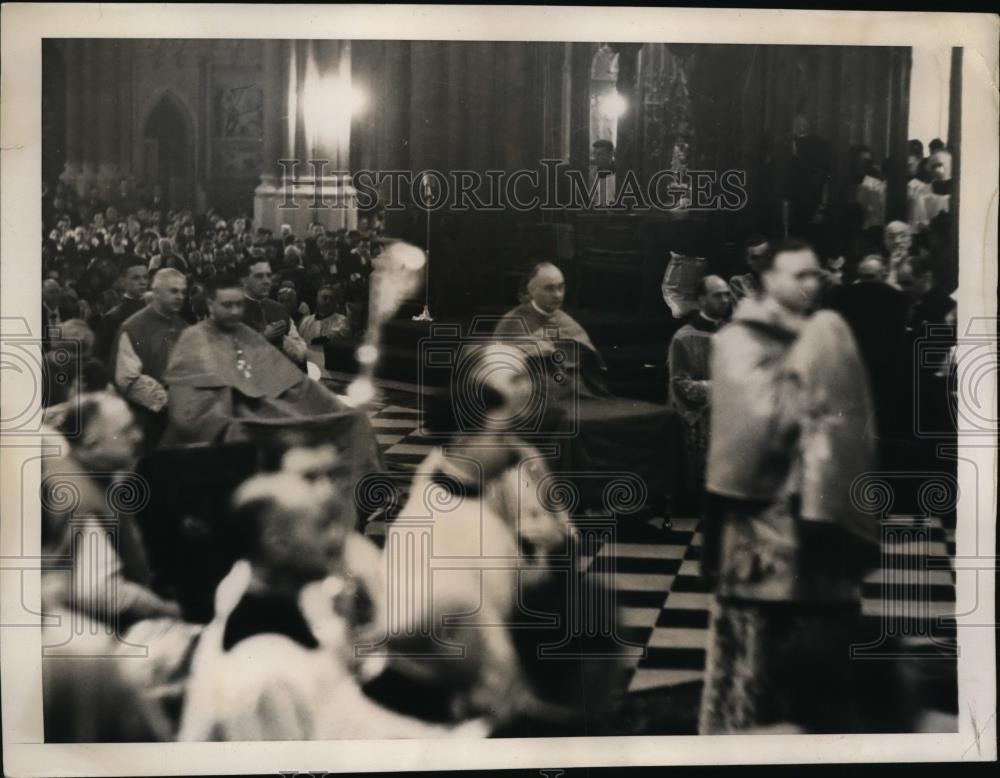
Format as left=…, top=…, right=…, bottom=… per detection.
left=138, top=89, right=198, bottom=208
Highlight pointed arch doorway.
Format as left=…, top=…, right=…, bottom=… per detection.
left=142, top=93, right=195, bottom=209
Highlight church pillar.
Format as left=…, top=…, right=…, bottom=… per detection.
left=60, top=40, right=84, bottom=190
left=569, top=43, right=595, bottom=173
left=76, top=40, right=101, bottom=196
left=542, top=43, right=572, bottom=163
left=96, top=41, right=121, bottom=194
left=610, top=43, right=643, bottom=189
left=254, top=39, right=357, bottom=234
left=885, top=47, right=912, bottom=223
left=253, top=39, right=285, bottom=231
left=117, top=43, right=134, bottom=188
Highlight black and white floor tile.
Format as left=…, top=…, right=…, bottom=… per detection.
left=363, top=391, right=958, bottom=698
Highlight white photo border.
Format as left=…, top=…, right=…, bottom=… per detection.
left=1, top=4, right=996, bottom=775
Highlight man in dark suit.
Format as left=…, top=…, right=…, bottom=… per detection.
left=278, top=245, right=310, bottom=301
left=785, top=115, right=831, bottom=235
left=905, top=260, right=956, bottom=334
left=827, top=254, right=911, bottom=467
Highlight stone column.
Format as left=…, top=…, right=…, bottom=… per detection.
left=96, top=41, right=121, bottom=194
left=60, top=40, right=84, bottom=189
left=254, top=39, right=357, bottom=234
left=541, top=42, right=572, bottom=162
left=252, top=39, right=286, bottom=231
left=77, top=40, right=101, bottom=195
left=610, top=43, right=643, bottom=190
left=117, top=43, right=134, bottom=189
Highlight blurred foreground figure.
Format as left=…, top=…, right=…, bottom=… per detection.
left=41, top=391, right=181, bottom=628
left=369, top=344, right=627, bottom=733
left=43, top=620, right=173, bottom=742
left=278, top=442, right=387, bottom=655
left=41, top=391, right=183, bottom=742
left=178, top=472, right=485, bottom=740
left=701, top=240, right=909, bottom=733
left=42, top=318, right=110, bottom=407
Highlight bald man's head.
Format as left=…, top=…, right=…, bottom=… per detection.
left=884, top=221, right=912, bottom=255
left=151, top=267, right=185, bottom=289
left=151, top=268, right=187, bottom=315
left=856, top=255, right=888, bottom=283
left=525, top=262, right=565, bottom=314
left=698, top=274, right=733, bottom=320
left=42, top=278, right=62, bottom=308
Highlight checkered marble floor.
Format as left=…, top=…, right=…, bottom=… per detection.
left=364, top=397, right=959, bottom=697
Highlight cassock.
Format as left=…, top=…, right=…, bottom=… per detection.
left=785, top=132, right=831, bottom=234
left=667, top=314, right=719, bottom=490
left=494, top=302, right=680, bottom=517
left=827, top=281, right=911, bottom=447
left=161, top=320, right=384, bottom=521
left=700, top=297, right=882, bottom=734
left=112, top=305, right=188, bottom=447
left=98, top=294, right=146, bottom=360
left=243, top=293, right=292, bottom=332
left=242, top=293, right=307, bottom=364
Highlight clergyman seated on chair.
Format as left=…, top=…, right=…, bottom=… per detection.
left=494, top=262, right=680, bottom=529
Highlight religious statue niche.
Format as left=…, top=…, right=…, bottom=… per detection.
left=638, top=43, right=698, bottom=208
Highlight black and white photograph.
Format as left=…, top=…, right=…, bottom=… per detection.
left=1, top=4, right=996, bottom=774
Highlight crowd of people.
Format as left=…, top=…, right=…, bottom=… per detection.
left=42, top=177, right=385, bottom=382
left=659, top=136, right=959, bottom=733
left=37, top=129, right=958, bottom=741
left=38, top=176, right=636, bottom=741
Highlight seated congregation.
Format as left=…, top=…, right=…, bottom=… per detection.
left=37, top=133, right=957, bottom=738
